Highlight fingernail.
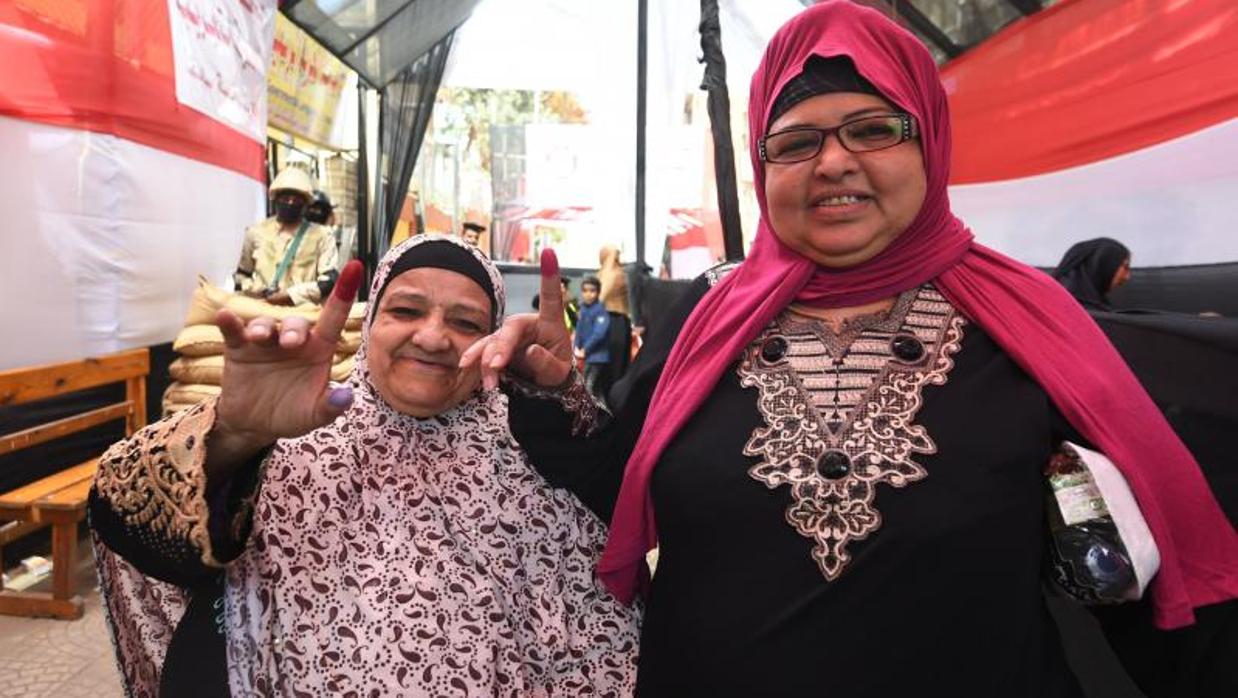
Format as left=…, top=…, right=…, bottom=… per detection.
left=281, top=330, right=298, bottom=344
left=489, top=355, right=504, bottom=369
left=540, top=248, right=558, bottom=277
left=333, top=260, right=364, bottom=301
left=327, top=385, right=353, bottom=409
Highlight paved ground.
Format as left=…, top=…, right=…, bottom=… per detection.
left=0, top=543, right=124, bottom=698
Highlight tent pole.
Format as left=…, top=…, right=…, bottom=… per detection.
left=700, top=0, right=744, bottom=261
left=356, top=84, right=372, bottom=298
left=635, top=0, right=648, bottom=266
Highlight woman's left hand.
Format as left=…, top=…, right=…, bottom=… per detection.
left=460, top=249, right=574, bottom=390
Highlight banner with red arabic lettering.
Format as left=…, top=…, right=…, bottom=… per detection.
left=0, top=0, right=272, bottom=368
left=166, top=0, right=273, bottom=145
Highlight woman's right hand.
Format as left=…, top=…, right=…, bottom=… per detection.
left=207, top=260, right=364, bottom=476
left=460, top=249, right=574, bottom=390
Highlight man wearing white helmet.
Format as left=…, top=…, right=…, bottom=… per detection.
left=233, top=167, right=340, bottom=305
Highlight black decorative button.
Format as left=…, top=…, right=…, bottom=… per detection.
left=891, top=334, right=925, bottom=362
left=760, top=336, right=788, bottom=363
left=817, top=450, right=851, bottom=479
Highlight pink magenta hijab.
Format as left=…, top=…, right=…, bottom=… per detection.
left=596, top=0, right=1238, bottom=629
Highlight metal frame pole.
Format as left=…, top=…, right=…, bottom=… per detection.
left=635, top=0, right=648, bottom=266
left=356, top=84, right=372, bottom=298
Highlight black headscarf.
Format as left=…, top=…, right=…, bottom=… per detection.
left=1052, top=237, right=1131, bottom=311
left=373, top=238, right=500, bottom=329
left=768, top=55, right=881, bottom=127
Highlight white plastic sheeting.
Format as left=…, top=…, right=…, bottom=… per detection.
left=442, top=0, right=801, bottom=271
left=0, top=116, right=264, bottom=369
left=644, top=0, right=801, bottom=275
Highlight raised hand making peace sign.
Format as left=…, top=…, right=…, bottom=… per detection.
left=459, top=249, right=574, bottom=390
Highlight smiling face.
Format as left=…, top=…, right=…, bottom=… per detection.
left=763, top=92, right=927, bottom=268
left=366, top=267, right=492, bottom=417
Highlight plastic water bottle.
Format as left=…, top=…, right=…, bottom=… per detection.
left=1044, top=446, right=1137, bottom=603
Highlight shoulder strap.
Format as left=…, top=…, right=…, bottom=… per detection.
left=268, top=220, right=310, bottom=292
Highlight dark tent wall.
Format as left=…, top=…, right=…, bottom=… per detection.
left=1109, top=263, right=1238, bottom=317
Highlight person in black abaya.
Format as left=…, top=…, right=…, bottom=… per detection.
left=1053, top=237, right=1131, bottom=311
left=1051, top=238, right=1238, bottom=697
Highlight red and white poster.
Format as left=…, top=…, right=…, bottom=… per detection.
left=167, top=0, right=273, bottom=144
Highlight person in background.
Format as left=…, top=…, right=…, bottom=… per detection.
left=574, top=276, right=611, bottom=402
left=1052, top=237, right=1131, bottom=311
left=305, top=190, right=335, bottom=227
left=234, top=168, right=339, bottom=306
left=466, top=2, right=1238, bottom=695
left=90, top=237, right=639, bottom=696
left=533, top=276, right=580, bottom=331
left=461, top=221, right=486, bottom=248
left=561, top=276, right=580, bottom=331
left=306, top=189, right=344, bottom=254
left=598, top=245, right=633, bottom=379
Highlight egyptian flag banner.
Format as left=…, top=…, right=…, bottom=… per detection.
left=0, top=0, right=275, bottom=369
left=943, top=0, right=1238, bottom=269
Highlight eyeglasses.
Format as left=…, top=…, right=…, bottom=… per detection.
left=759, top=113, right=919, bottom=164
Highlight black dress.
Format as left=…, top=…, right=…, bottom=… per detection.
left=508, top=268, right=1087, bottom=697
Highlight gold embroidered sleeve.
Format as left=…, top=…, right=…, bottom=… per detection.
left=92, top=397, right=240, bottom=569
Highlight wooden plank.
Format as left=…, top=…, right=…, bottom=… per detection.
left=126, top=375, right=148, bottom=433
left=0, top=348, right=149, bottom=406
left=0, top=459, right=97, bottom=513
left=37, top=478, right=95, bottom=512
left=0, top=590, right=84, bottom=620
left=51, top=522, right=77, bottom=601
left=30, top=507, right=85, bottom=525
left=0, top=519, right=49, bottom=546
left=0, top=401, right=132, bottom=455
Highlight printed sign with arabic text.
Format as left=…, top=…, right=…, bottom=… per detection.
left=166, top=0, right=274, bottom=144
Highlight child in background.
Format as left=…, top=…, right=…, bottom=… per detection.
left=574, top=276, right=611, bottom=402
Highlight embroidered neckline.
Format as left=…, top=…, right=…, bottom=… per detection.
left=784, top=287, right=918, bottom=360
left=738, top=285, right=966, bottom=581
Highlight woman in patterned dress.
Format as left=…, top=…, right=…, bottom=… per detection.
left=90, top=235, right=639, bottom=696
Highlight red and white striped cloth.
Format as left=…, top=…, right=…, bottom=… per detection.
left=943, top=0, right=1238, bottom=267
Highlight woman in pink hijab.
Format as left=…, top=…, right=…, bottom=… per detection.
left=469, top=2, right=1238, bottom=695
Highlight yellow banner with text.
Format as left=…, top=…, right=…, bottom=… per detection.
left=267, top=14, right=348, bottom=148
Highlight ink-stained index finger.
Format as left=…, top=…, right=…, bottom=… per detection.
left=537, top=248, right=565, bottom=328
left=316, top=260, right=364, bottom=343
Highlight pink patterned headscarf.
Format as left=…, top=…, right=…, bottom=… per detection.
left=598, top=0, right=1238, bottom=629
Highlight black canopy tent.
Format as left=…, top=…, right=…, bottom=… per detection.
left=279, top=0, right=482, bottom=295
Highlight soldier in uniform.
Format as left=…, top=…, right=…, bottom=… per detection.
left=233, top=168, right=340, bottom=306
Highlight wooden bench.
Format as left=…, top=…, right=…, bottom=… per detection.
left=0, top=348, right=148, bottom=619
